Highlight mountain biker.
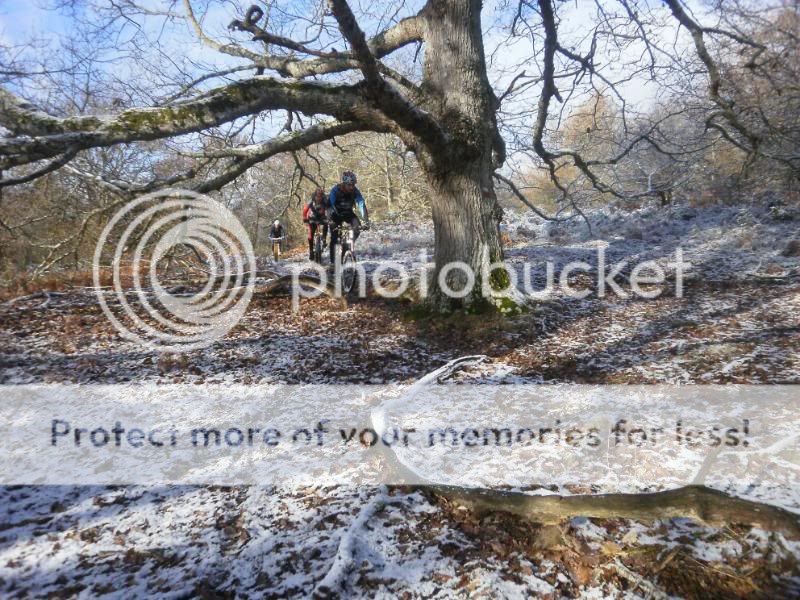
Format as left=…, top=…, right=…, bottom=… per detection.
left=269, top=219, right=284, bottom=259
left=302, top=188, right=328, bottom=261
left=269, top=219, right=284, bottom=240
left=327, top=170, right=370, bottom=264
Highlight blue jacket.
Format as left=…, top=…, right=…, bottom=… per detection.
left=328, top=184, right=366, bottom=217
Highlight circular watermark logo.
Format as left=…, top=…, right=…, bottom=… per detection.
left=92, top=189, right=255, bottom=352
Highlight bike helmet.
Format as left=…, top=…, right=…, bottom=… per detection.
left=342, top=170, right=357, bottom=185
left=273, top=219, right=280, bottom=226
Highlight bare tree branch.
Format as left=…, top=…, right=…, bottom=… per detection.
left=327, top=0, right=447, bottom=149
left=0, top=147, right=79, bottom=188
left=211, top=2, right=426, bottom=79
left=0, top=78, right=389, bottom=164
left=663, top=0, right=762, bottom=156
left=493, top=172, right=573, bottom=222
left=194, top=120, right=364, bottom=193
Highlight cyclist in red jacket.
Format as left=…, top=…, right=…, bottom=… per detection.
left=302, top=188, right=328, bottom=260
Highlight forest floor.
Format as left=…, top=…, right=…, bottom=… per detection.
left=0, top=201, right=799, bottom=597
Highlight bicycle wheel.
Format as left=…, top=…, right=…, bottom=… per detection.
left=341, top=250, right=357, bottom=294
left=314, top=234, right=323, bottom=263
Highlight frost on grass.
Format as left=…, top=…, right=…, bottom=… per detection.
left=0, top=203, right=798, bottom=596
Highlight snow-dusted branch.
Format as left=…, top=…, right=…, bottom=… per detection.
left=0, top=78, right=384, bottom=168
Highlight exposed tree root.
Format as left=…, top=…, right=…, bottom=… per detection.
left=312, top=488, right=401, bottom=598
left=256, top=274, right=347, bottom=309
left=606, top=558, right=669, bottom=600
left=414, top=484, right=800, bottom=540
left=373, top=355, right=800, bottom=540
left=2, top=291, right=64, bottom=306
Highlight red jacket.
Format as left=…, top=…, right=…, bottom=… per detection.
left=303, top=200, right=326, bottom=222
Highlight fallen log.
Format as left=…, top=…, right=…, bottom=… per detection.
left=372, top=356, right=800, bottom=540
left=416, top=484, right=800, bottom=539
left=257, top=274, right=347, bottom=309
left=2, top=291, right=47, bottom=306
left=2, top=291, right=66, bottom=308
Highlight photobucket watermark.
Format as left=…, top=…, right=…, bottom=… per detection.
left=92, top=189, right=255, bottom=351
left=291, top=245, right=691, bottom=311
left=92, top=190, right=690, bottom=350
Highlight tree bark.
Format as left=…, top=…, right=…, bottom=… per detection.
left=426, top=165, right=503, bottom=311
left=418, top=0, right=506, bottom=311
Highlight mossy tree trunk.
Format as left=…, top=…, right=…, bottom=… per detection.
left=415, top=0, right=508, bottom=311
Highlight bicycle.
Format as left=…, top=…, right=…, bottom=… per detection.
left=330, top=221, right=368, bottom=294
left=309, top=219, right=327, bottom=264
left=269, top=236, right=285, bottom=262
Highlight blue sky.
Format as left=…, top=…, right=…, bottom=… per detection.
left=0, top=0, right=695, bottom=163
left=0, top=0, right=684, bottom=96
left=0, top=0, right=69, bottom=45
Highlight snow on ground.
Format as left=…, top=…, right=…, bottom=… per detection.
left=0, top=201, right=798, bottom=597
left=0, top=485, right=569, bottom=597
left=3, top=483, right=797, bottom=598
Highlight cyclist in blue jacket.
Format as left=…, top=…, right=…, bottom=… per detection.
left=327, top=170, right=370, bottom=264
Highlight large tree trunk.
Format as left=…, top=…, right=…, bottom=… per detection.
left=418, top=0, right=507, bottom=311
left=426, top=161, right=504, bottom=310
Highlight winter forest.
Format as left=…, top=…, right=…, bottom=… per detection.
left=0, top=0, right=799, bottom=597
